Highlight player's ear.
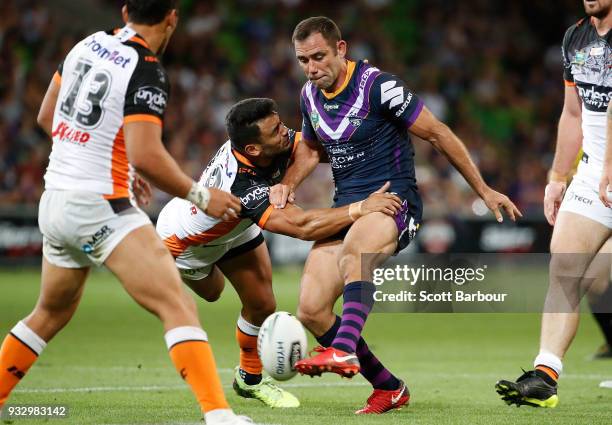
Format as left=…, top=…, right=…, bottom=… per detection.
left=336, top=40, right=347, bottom=59
left=121, top=5, right=129, bottom=23
left=167, top=9, right=179, bottom=31
left=244, top=143, right=262, bottom=157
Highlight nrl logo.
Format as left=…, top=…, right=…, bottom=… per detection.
left=310, top=111, right=320, bottom=130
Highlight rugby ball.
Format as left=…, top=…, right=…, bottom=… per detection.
left=257, top=312, right=307, bottom=381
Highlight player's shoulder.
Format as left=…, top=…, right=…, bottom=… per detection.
left=199, top=140, right=239, bottom=191
left=563, top=16, right=593, bottom=46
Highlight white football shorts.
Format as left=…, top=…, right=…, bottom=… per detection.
left=38, top=190, right=151, bottom=268
left=559, top=176, right=612, bottom=228
left=156, top=219, right=263, bottom=281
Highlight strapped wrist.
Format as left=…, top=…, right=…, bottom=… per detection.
left=548, top=170, right=568, bottom=183
left=186, top=181, right=210, bottom=212
left=348, top=201, right=363, bottom=222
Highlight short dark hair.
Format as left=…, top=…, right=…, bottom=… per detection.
left=292, top=16, right=341, bottom=47
left=226, top=98, right=277, bottom=150
left=125, top=0, right=177, bottom=25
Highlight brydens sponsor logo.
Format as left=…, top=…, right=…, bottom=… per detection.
left=241, top=186, right=269, bottom=205
left=134, top=86, right=167, bottom=114
left=577, top=84, right=612, bottom=110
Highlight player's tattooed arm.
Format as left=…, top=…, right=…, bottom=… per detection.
left=409, top=105, right=522, bottom=222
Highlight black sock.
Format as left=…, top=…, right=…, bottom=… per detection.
left=588, top=281, right=612, bottom=347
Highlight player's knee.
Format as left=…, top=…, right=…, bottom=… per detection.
left=296, top=303, right=325, bottom=331
left=338, top=251, right=360, bottom=282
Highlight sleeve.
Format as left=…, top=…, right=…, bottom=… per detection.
left=237, top=181, right=274, bottom=228
left=370, top=72, right=424, bottom=128
left=300, top=89, right=317, bottom=142
left=562, top=26, right=576, bottom=85
left=123, top=59, right=169, bottom=126
left=53, top=61, right=64, bottom=85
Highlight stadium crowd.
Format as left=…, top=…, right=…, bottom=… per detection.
left=0, top=0, right=585, bottom=218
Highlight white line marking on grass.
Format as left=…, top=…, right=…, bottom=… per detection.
left=15, top=381, right=368, bottom=394
left=15, top=372, right=609, bottom=395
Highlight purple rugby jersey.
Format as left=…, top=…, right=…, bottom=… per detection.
left=300, top=60, right=423, bottom=218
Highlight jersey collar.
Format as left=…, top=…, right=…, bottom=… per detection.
left=113, top=26, right=151, bottom=50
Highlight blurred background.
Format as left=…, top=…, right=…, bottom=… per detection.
left=0, top=0, right=588, bottom=262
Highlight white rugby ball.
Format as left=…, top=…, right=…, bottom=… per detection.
left=257, top=312, right=307, bottom=381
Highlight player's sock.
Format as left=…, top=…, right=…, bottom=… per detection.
left=356, top=338, right=401, bottom=391
left=589, top=282, right=612, bottom=348
left=236, top=316, right=262, bottom=385
left=318, top=315, right=400, bottom=390
left=165, top=326, right=229, bottom=412
left=0, top=321, right=47, bottom=407
left=592, top=313, right=612, bottom=347
left=331, top=281, right=376, bottom=354
left=534, top=350, right=562, bottom=385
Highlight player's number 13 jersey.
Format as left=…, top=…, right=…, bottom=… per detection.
left=44, top=26, right=169, bottom=199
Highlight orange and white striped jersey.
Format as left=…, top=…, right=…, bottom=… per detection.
left=159, top=132, right=300, bottom=258
left=44, top=26, right=168, bottom=199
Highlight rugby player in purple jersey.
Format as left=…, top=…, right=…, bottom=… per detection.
left=270, top=16, right=521, bottom=414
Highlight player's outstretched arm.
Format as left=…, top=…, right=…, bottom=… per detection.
left=409, top=105, right=522, bottom=222
left=123, top=121, right=241, bottom=220
left=599, top=99, right=612, bottom=208
left=37, top=76, right=61, bottom=138
left=264, top=182, right=401, bottom=240
left=270, top=137, right=323, bottom=208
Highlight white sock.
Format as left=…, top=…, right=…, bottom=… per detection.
left=534, top=350, right=563, bottom=377
left=237, top=315, right=259, bottom=337
left=11, top=321, right=47, bottom=355
left=163, top=326, right=207, bottom=350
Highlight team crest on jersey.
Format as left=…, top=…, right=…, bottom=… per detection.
left=310, top=111, right=320, bottom=130
left=349, top=118, right=362, bottom=128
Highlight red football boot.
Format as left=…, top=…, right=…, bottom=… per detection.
left=295, top=346, right=360, bottom=378
left=355, top=380, right=410, bottom=414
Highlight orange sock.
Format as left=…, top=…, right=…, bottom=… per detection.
left=236, top=327, right=262, bottom=375
left=536, top=364, right=559, bottom=382
left=166, top=327, right=229, bottom=413
left=1, top=325, right=45, bottom=407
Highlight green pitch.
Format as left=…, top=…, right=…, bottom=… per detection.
left=1, top=268, right=610, bottom=425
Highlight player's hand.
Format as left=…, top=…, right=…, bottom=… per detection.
left=543, top=181, right=566, bottom=225
left=133, top=173, right=152, bottom=207
left=361, top=182, right=403, bottom=217
left=599, top=168, right=612, bottom=208
left=269, top=184, right=295, bottom=209
left=481, top=187, right=523, bottom=223
left=206, top=188, right=242, bottom=221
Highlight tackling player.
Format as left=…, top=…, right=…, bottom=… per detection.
left=156, top=97, right=403, bottom=408
left=270, top=16, right=521, bottom=414
left=0, top=2, right=255, bottom=424
left=496, top=0, right=612, bottom=408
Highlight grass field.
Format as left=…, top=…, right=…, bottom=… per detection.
left=1, top=267, right=611, bottom=425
